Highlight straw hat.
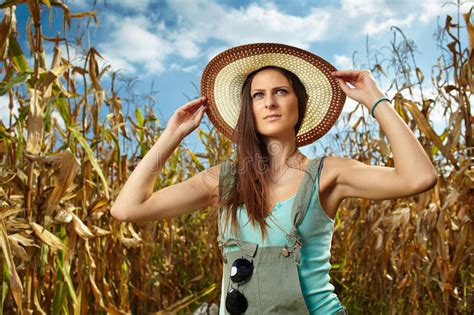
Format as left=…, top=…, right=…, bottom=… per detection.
left=200, top=42, right=346, bottom=147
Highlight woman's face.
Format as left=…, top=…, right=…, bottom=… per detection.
left=250, top=68, right=299, bottom=140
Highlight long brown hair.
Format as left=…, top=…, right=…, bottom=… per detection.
left=213, top=65, right=312, bottom=241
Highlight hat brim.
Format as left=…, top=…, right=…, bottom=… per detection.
left=200, top=42, right=346, bottom=147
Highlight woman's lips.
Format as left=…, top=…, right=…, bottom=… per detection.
left=265, top=115, right=282, bottom=121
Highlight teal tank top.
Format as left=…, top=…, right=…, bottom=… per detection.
left=220, top=158, right=344, bottom=314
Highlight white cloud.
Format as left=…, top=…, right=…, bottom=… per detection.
left=205, top=45, right=232, bottom=63
left=0, top=94, right=19, bottom=125
left=68, top=0, right=152, bottom=12
left=66, top=0, right=91, bottom=10
left=419, top=0, right=472, bottom=24
left=169, top=63, right=199, bottom=73
left=108, top=0, right=153, bottom=12
left=167, top=1, right=331, bottom=51
left=94, top=1, right=334, bottom=74
left=363, top=14, right=416, bottom=36
left=97, top=15, right=172, bottom=74
left=341, top=0, right=395, bottom=18
left=340, top=0, right=467, bottom=22
left=90, top=0, right=472, bottom=76
left=97, top=51, right=136, bottom=74
left=333, top=55, right=354, bottom=70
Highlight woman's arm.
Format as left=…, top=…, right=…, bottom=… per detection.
left=110, top=96, right=219, bottom=222
left=328, top=70, right=438, bottom=205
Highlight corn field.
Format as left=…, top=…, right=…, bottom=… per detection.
left=0, top=1, right=472, bottom=314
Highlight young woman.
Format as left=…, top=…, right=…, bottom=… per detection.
left=111, top=43, right=438, bottom=314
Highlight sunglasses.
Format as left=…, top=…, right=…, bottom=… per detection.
left=225, top=257, right=254, bottom=314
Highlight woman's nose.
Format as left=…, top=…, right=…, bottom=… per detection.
left=264, top=95, right=276, bottom=108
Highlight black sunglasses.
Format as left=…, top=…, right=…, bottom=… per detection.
left=225, top=257, right=254, bottom=314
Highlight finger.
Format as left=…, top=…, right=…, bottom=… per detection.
left=181, top=96, right=207, bottom=111
left=331, top=70, right=361, bottom=80
left=183, top=101, right=207, bottom=116
left=193, top=105, right=207, bottom=124
left=334, top=77, right=351, bottom=94
left=332, top=69, right=360, bottom=76
left=332, top=73, right=359, bottom=87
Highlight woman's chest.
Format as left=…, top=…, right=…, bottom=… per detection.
left=264, top=168, right=308, bottom=213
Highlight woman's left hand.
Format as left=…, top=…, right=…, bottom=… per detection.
left=331, top=69, right=387, bottom=109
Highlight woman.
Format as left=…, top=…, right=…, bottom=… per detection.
left=111, top=43, right=438, bottom=314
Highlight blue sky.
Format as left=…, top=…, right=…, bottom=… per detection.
left=1, top=0, right=472, bottom=161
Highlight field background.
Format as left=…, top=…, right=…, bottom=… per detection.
left=0, top=0, right=472, bottom=314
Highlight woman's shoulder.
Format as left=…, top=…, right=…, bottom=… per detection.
left=320, top=155, right=355, bottom=175
left=316, top=155, right=346, bottom=191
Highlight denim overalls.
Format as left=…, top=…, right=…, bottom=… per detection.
left=217, top=157, right=348, bottom=315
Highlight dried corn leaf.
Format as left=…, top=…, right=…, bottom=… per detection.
left=127, top=223, right=142, bottom=242
left=403, top=99, right=456, bottom=165
left=0, top=218, right=23, bottom=310
left=390, top=207, right=411, bottom=232
left=68, top=211, right=94, bottom=239
left=84, top=239, right=106, bottom=310
left=0, top=207, right=24, bottom=219
left=41, top=149, right=80, bottom=216
left=463, top=7, right=474, bottom=52
left=26, top=88, right=44, bottom=155
left=70, top=10, right=98, bottom=27
left=54, top=209, right=73, bottom=224
left=29, top=222, right=66, bottom=252
left=68, top=126, right=110, bottom=199
left=88, top=196, right=108, bottom=213
left=8, top=232, right=39, bottom=249
left=8, top=238, right=29, bottom=262
left=91, top=225, right=111, bottom=236
left=38, top=63, right=71, bottom=97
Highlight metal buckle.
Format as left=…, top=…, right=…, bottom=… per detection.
left=280, top=245, right=290, bottom=257
left=295, top=239, right=302, bottom=248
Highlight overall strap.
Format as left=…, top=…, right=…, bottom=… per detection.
left=216, top=160, right=258, bottom=262
left=287, top=156, right=326, bottom=265
left=217, top=159, right=234, bottom=242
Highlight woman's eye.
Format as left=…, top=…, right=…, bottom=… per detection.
left=252, top=89, right=286, bottom=98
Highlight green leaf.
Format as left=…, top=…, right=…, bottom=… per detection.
left=56, top=250, right=78, bottom=306
left=54, top=97, right=71, bottom=127
left=10, top=104, right=29, bottom=128
left=1, top=261, right=10, bottom=315
left=185, top=146, right=204, bottom=172
left=197, top=129, right=209, bottom=144
left=331, top=263, right=342, bottom=270
left=135, top=107, right=144, bottom=127
left=51, top=280, right=66, bottom=315
left=7, top=35, right=29, bottom=73
left=39, top=243, right=49, bottom=275
left=0, top=71, right=32, bottom=96
left=104, top=129, right=120, bottom=164
left=44, top=98, right=54, bottom=133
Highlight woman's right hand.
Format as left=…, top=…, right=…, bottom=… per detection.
left=165, top=96, right=208, bottom=139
